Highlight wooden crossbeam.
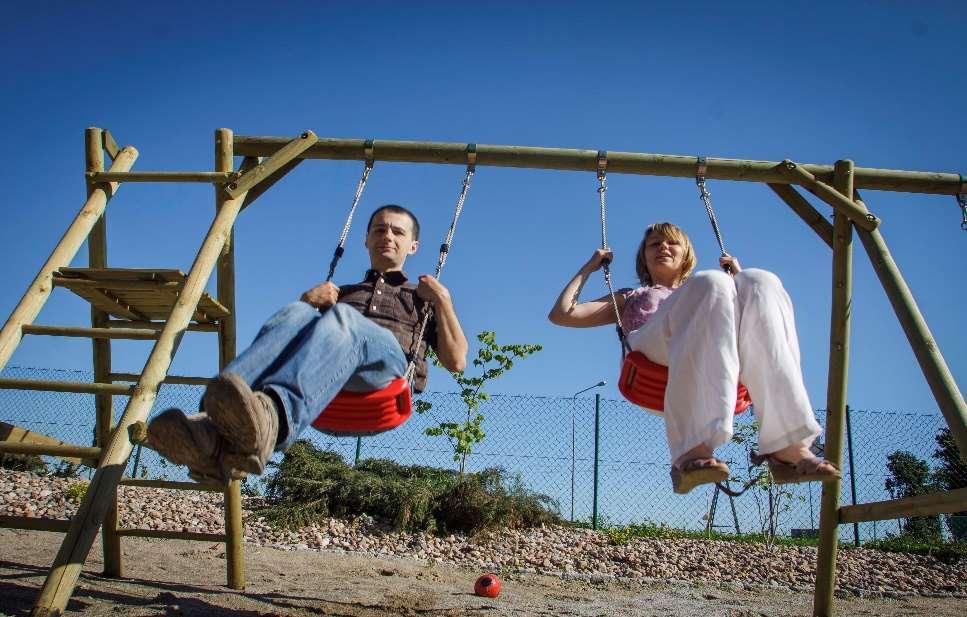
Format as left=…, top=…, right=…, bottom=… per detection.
left=87, top=171, right=233, bottom=183
left=840, top=488, right=967, bottom=523
left=0, top=422, right=96, bottom=465
left=0, top=378, right=134, bottom=395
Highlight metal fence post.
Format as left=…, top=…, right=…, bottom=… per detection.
left=592, top=392, right=601, bottom=530
left=354, top=436, right=362, bottom=466
left=845, top=404, right=860, bottom=546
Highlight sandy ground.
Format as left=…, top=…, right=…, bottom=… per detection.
left=1, top=529, right=964, bottom=617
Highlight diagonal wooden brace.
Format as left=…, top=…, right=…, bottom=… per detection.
left=775, top=159, right=879, bottom=231
left=223, top=130, right=317, bottom=198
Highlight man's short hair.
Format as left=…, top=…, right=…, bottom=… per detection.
left=366, top=204, right=421, bottom=241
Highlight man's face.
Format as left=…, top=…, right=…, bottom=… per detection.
left=364, top=210, right=419, bottom=271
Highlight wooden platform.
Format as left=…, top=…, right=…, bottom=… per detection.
left=53, top=268, right=230, bottom=324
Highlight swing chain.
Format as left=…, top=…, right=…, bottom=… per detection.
left=405, top=144, right=477, bottom=382
left=957, top=175, right=967, bottom=231
left=595, top=150, right=629, bottom=351
left=326, top=140, right=376, bottom=282
left=697, top=156, right=732, bottom=273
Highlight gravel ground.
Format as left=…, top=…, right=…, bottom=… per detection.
left=3, top=469, right=965, bottom=601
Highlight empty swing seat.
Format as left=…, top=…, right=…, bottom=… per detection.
left=311, top=377, right=413, bottom=437
left=618, top=351, right=752, bottom=414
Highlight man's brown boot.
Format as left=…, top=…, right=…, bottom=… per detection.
left=146, top=409, right=236, bottom=484
left=203, top=372, right=279, bottom=475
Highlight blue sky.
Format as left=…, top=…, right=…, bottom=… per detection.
left=1, top=1, right=964, bottom=417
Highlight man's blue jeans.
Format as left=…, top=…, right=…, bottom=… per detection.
left=223, top=302, right=407, bottom=450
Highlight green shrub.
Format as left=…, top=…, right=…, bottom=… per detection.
left=0, top=452, right=47, bottom=473
left=257, top=440, right=560, bottom=534
left=64, top=480, right=89, bottom=503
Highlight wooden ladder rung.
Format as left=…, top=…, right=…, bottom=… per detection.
left=110, top=372, right=210, bottom=386
left=23, top=325, right=161, bottom=340
left=0, top=515, right=71, bottom=533
left=0, top=377, right=134, bottom=395
left=120, top=478, right=227, bottom=492
left=0, top=441, right=100, bottom=461
left=114, top=528, right=226, bottom=542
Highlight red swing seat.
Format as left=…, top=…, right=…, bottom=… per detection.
left=618, top=351, right=752, bottom=414
left=311, top=377, right=413, bottom=436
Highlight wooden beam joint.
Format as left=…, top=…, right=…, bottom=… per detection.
left=775, top=160, right=880, bottom=231
left=224, top=130, right=318, bottom=198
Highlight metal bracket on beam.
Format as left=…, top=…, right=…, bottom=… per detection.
left=224, top=130, right=318, bottom=199
left=774, top=160, right=880, bottom=231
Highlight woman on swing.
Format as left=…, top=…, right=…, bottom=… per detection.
left=548, top=222, right=840, bottom=494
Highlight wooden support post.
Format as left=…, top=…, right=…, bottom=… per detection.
left=766, top=183, right=834, bottom=248
left=0, top=145, right=138, bottom=372
left=86, top=128, right=122, bottom=577
left=813, top=160, right=854, bottom=617
left=852, top=192, right=967, bottom=463
left=30, top=134, right=252, bottom=617
left=216, top=128, right=246, bottom=591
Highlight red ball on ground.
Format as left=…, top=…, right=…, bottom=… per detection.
left=474, top=573, right=501, bottom=598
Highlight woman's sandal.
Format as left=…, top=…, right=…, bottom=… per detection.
left=670, top=457, right=730, bottom=495
left=750, top=452, right=841, bottom=485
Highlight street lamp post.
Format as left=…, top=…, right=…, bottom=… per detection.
left=571, top=380, right=606, bottom=522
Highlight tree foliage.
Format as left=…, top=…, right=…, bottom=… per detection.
left=884, top=450, right=942, bottom=542
left=416, top=330, right=542, bottom=473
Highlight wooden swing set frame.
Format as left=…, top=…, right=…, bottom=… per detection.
left=0, top=128, right=964, bottom=617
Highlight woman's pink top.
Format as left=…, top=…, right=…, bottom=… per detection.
left=620, top=285, right=675, bottom=336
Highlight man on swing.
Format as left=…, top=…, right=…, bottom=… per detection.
left=146, top=205, right=469, bottom=483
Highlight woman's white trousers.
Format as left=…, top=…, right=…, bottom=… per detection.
left=627, top=269, right=822, bottom=462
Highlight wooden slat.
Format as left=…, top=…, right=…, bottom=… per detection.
left=0, top=516, right=72, bottom=533
left=58, top=267, right=187, bottom=281
left=119, top=478, right=225, bottom=492
left=105, top=320, right=220, bottom=332
left=840, top=488, right=967, bottom=523
left=55, top=272, right=229, bottom=322
left=0, top=378, right=133, bottom=395
left=114, top=528, right=225, bottom=542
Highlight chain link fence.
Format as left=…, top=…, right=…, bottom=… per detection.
left=2, top=365, right=964, bottom=542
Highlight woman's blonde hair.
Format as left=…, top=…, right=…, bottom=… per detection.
left=635, top=222, right=697, bottom=286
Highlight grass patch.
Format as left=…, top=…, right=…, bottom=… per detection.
left=863, top=535, right=967, bottom=563
left=592, top=520, right=821, bottom=548
left=257, top=440, right=560, bottom=534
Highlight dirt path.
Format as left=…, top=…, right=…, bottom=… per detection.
left=1, top=529, right=963, bottom=617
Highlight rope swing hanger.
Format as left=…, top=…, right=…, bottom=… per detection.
left=312, top=142, right=478, bottom=437
left=593, top=152, right=752, bottom=416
